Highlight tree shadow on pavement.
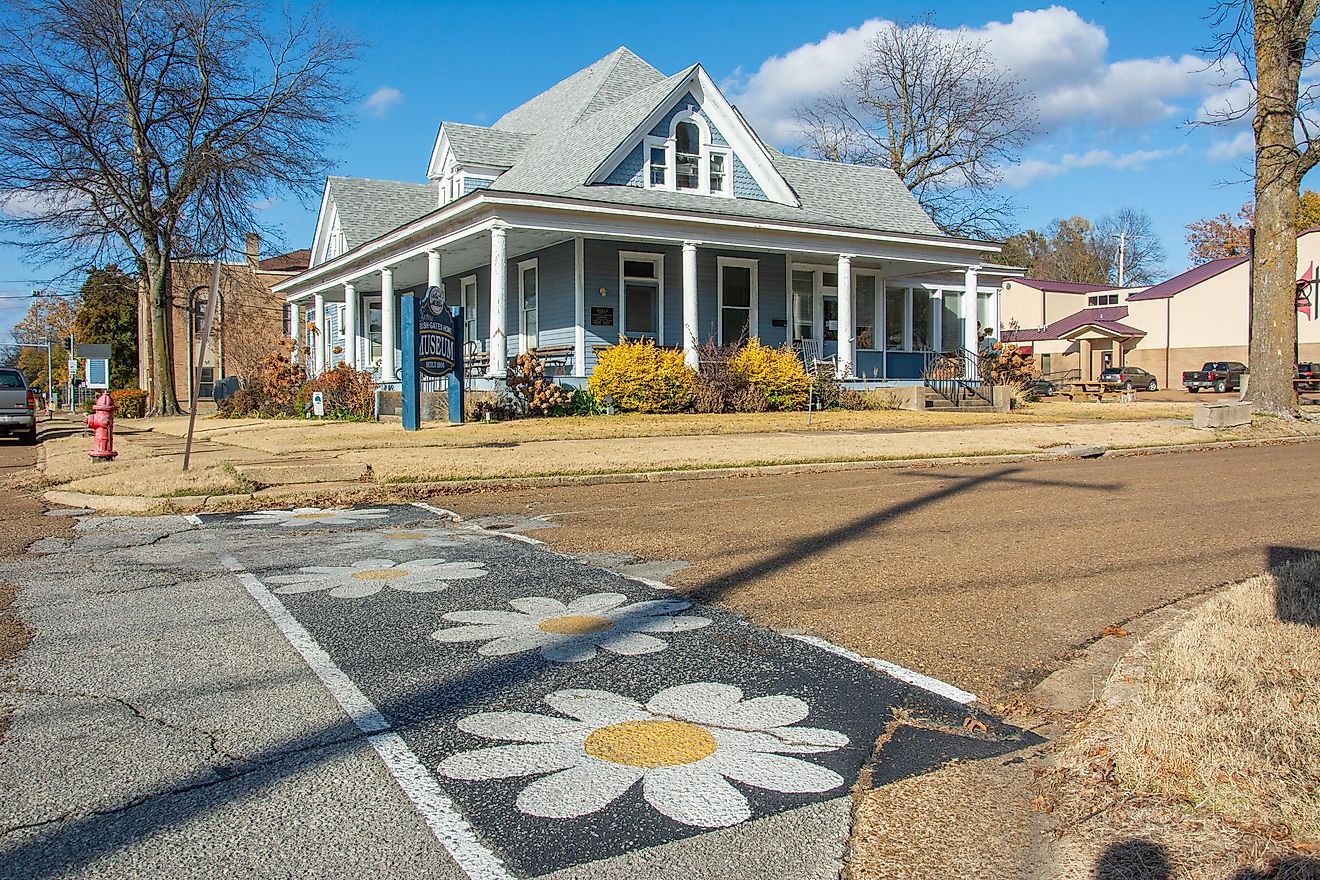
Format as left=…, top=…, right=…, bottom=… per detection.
left=682, top=465, right=1120, bottom=606
left=0, top=467, right=1121, bottom=879
left=1267, top=546, right=1320, bottom=627
left=1092, top=838, right=1320, bottom=880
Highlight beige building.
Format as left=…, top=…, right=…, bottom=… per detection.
left=148, top=234, right=310, bottom=402
left=1001, top=229, right=1320, bottom=387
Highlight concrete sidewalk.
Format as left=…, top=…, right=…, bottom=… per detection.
left=30, top=407, right=1320, bottom=513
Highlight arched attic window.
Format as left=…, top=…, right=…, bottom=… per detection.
left=645, top=111, right=732, bottom=196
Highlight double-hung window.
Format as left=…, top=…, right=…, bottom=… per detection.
left=460, top=275, right=479, bottom=351
left=675, top=121, right=700, bottom=190
left=708, top=148, right=731, bottom=196
left=791, top=270, right=814, bottom=342
left=644, top=113, right=734, bottom=196
left=718, top=258, right=758, bottom=344
left=621, top=254, right=662, bottom=341
left=855, top=275, right=877, bottom=350
left=518, top=259, right=539, bottom=352
left=649, top=146, right=668, bottom=187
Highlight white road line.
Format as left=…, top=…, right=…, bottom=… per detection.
left=217, top=553, right=516, bottom=880
left=411, top=500, right=463, bottom=521
left=787, top=632, right=978, bottom=705
left=183, top=514, right=204, bottom=526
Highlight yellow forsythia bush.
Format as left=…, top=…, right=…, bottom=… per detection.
left=728, top=340, right=809, bottom=411
left=588, top=338, right=698, bottom=413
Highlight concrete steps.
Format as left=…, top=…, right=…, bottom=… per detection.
left=923, top=388, right=997, bottom=413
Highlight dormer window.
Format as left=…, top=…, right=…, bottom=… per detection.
left=644, top=111, right=733, bottom=197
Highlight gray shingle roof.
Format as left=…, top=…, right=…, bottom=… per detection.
left=492, top=47, right=665, bottom=135
left=768, top=152, right=943, bottom=236
left=443, top=123, right=532, bottom=168
left=325, top=177, right=436, bottom=249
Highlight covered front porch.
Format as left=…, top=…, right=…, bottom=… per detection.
left=277, top=192, right=1004, bottom=389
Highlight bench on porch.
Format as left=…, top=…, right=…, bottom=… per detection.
left=529, top=344, right=575, bottom=373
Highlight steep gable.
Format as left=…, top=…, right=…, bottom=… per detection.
left=491, top=47, right=665, bottom=135
left=312, top=177, right=437, bottom=265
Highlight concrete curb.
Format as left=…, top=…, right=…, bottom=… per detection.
left=39, top=433, right=1320, bottom=514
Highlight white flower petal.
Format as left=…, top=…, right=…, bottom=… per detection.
left=509, top=596, right=567, bottom=616
left=270, top=581, right=329, bottom=594
left=442, top=610, right=532, bottom=626
left=642, top=766, right=751, bottom=828
left=715, top=726, right=849, bottom=755
left=630, top=615, right=710, bottom=634
left=540, top=638, right=600, bottom=663
left=706, top=750, right=844, bottom=794
left=480, top=631, right=552, bottom=657
left=328, top=582, right=384, bottom=599
left=545, top=689, right=646, bottom=725
left=565, top=593, right=629, bottom=614
left=352, top=558, right=398, bottom=570
left=713, top=695, right=811, bottom=731
left=609, top=599, right=692, bottom=618
left=390, top=581, right=449, bottom=594
left=458, top=711, right=585, bottom=743
left=594, top=631, right=668, bottom=656
left=647, top=683, right=743, bottom=725
left=437, top=742, right=578, bottom=780
left=431, top=624, right=508, bottom=644
left=515, top=761, right=642, bottom=819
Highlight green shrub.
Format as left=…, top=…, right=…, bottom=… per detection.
left=728, top=340, right=809, bottom=411
left=588, top=338, right=697, bottom=413
left=110, top=388, right=146, bottom=418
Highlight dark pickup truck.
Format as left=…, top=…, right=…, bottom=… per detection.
left=1183, top=361, right=1247, bottom=393
left=0, top=367, right=37, bottom=444
left=1297, top=362, right=1320, bottom=391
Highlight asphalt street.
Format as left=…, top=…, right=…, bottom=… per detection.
left=0, top=501, right=1036, bottom=879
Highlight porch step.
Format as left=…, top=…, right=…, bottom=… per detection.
left=923, top=389, right=997, bottom=412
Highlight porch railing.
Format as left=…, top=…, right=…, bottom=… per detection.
left=922, top=346, right=994, bottom=407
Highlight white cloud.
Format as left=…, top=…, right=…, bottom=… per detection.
left=1208, top=130, right=1254, bottom=162
left=1000, top=146, right=1185, bottom=188
left=728, top=6, right=1233, bottom=146
left=363, top=86, right=403, bottom=117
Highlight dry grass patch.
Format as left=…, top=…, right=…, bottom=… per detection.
left=1043, top=555, right=1320, bottom=877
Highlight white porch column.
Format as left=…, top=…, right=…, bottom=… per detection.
left=380, top=267, right=397, bottom=383
left=574, top=237, right=586, bottom=374
left=963, top=265, right=979, bottom=378
left=932, top=289, right=944, bottom=351
left=289, top=299, right=301, bottom=364
left=682, top=241, right=698, bottom=370
left=313, top=292, right=326, bottom=375
left=343, top=283, right=358, bottom=369
left=427, top=249, right=442, bottom=291
left=836, top=254, right=854, bottom=377
left=488, top=225, right=508, bottom=377
left=902, top=287, right=913, bottom=351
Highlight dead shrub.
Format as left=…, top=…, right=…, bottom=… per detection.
left=729, top=385, right=768, bottom=413
left=506, top=351, right=574, bottom=416
left=300, top=363, right=376, bottom=420
left=218, top=349, right=305, bottom=418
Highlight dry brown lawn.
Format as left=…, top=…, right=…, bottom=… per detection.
left=1043, top=555, right=1320, bottom=878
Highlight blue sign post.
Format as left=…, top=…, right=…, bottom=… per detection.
left=400, top=286, right=464, bottom=431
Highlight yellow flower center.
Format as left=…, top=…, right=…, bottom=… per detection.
left=537, top=614, right=614, bottom=635
left=383, top=530, right=428, bottom=540
left=351, top=568, right=407, bottom=581
left=584, top=720, right=717, bottom=768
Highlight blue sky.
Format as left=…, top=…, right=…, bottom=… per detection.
left=0, top=0, right=1272, bottom=340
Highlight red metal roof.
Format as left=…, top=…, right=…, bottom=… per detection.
left=1124, top=256, right=1247, bottom=301
left=1002, top=306, right=1146, bottom=342
left=1006, top=278, right=1125, bottom=295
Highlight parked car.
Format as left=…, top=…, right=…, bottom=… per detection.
left=1099, top=366, right=1159, bottom=391
left=1183, top=361, right=1248, bottom=393
left=1026, top=377, right=1057, bottom=397
left=1297, top=362, right=1320, bottom=391
left=0, top=368, right=38, bottom=445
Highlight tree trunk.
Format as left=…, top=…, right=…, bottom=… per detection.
left=144, top=247, right=181, bottom=416
left=1248, top=0, right=1306, bottom=415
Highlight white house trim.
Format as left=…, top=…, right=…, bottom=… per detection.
left=617, top=251, right=665, bottom=345
left=573, top=237, right=586, bottom=375
left=716, top=256, right=759, bottom=345
left=517, top=257, right=539, bottom=355
left=460, top=274, right=479, bottom=352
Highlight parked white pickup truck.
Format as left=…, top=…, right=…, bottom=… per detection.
left=0, top=367, right=38, bottom=445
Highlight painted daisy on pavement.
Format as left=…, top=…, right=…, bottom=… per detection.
left=437, top=682, right=848, bottom=828
left=430, top=592, right=709, bottom=662
left=336, top=526, right=471, bottom=553
left=237, top=507, right=390, bottom=529
left=266, top=557, right=487, bottom=599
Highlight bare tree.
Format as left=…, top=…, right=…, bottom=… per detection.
left=1097, top=207, right=1167, bottom=286
left=1202, top=0, right=1319, bottom=415
left=795, top=20, right=1037, bottom=238
left=0, top=0, right=358, bottom=415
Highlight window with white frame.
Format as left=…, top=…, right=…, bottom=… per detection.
left=460, top=275, right=478, bottom=351
left=718, top=257, right=757, bottom=344
left=620, top=254, right=662, bottom=339
left=643, top=110, right=733, bottom=197
left=1087, top=293, right=1119, bottom=306
left=856, top=275, right=878, bottom=350
left=518, top=259, right=539, bottom=352
left=791, top=270, right=814, bottom=342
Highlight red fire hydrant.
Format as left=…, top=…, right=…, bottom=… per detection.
left=86, top=390, right=118, bottom=461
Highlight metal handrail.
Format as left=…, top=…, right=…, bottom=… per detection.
left=922, top=346, right=994, bottom=407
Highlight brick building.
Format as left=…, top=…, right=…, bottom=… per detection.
left=147, top=234, right=310, bottom=402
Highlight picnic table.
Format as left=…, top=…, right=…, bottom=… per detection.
left=1060, top=381, right=1122, bottom=401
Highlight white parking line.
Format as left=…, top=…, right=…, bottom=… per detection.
left=218, top=553, right=516, bottom=880
left=786, top=633, right=978, bottom=705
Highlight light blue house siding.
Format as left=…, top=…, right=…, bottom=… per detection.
left=604, top=144, right=645, bottom=187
